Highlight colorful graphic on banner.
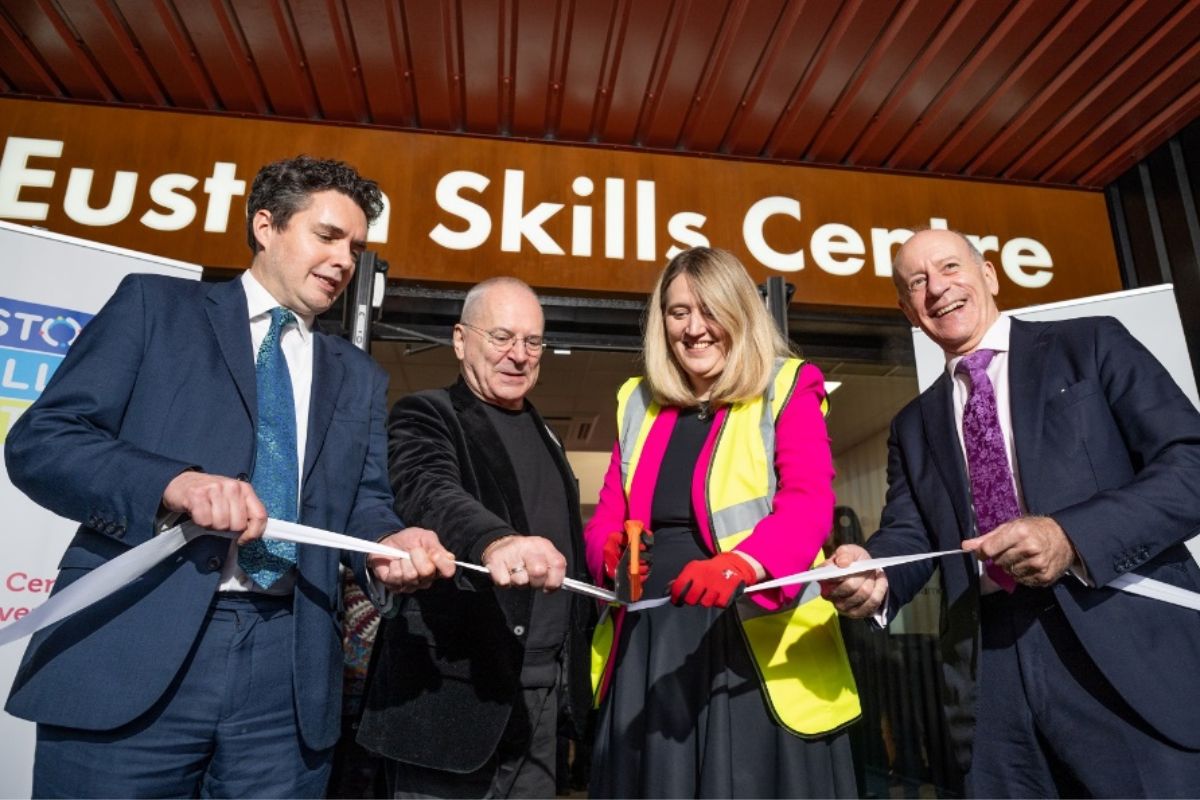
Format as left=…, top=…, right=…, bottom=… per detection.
left=0, top=297, right=93, bottom=441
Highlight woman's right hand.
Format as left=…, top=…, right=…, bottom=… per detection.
left=602, top=525, right=654, bottom=583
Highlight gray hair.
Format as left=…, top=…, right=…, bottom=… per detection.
left=459, top=276, right=540, bottom=324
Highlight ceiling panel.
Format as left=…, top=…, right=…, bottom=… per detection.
left=1, top=0, right=1197, bottom=188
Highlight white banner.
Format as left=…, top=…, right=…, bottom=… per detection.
left=0, top=221, right=200, bottom=799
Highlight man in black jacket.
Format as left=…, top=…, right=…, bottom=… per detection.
left=358, top=277, right=593, bottom=799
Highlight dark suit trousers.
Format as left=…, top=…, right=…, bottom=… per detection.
left=967, top=586, right=1200, bottom=798
left=33, top=593, right=333, bottom=799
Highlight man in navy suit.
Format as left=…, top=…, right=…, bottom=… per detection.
left=823, top=229, right=1200, bottom=797
left=3, top=156, right=456, bottom=797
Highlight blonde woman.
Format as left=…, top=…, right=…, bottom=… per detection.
left=585, top=247, right=860, bottom=798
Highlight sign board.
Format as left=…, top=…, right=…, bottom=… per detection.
left=1, top=98, right=1121, bottom=310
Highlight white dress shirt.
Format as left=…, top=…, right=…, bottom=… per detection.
left=217, top=272, right=315, bottom=593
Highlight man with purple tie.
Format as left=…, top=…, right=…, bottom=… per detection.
left=822, top=229, right=1200, bottom=797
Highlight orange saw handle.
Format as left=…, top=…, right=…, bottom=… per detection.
left=625, top=519, right=645, bottom=602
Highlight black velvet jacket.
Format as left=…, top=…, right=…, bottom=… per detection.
left=357, top=378, right=594, bottom=773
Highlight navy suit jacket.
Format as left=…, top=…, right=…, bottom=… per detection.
left=868, top=316, right=1200, bottom=769
left=3, top=274, right=403, bottom=751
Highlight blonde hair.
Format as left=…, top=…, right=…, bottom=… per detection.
left=642, top=247, right=793, bottom=407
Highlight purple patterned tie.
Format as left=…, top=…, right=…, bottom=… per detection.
left=957, top=349, right=1018, bottom=592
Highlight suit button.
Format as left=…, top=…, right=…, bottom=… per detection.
left=513, top=625, right=526, bottom=637
left=207, top=556, right=224, bottom=572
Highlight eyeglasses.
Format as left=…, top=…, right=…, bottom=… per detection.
left=459, top=323, right=545, bottom=354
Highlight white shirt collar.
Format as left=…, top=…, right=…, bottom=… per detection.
left=945, top=313, right=1011, bottom=375
left=240, top=271, right=313, bottom=342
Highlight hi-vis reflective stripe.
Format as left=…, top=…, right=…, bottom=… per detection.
left=617, top=377, right=651, bottom=494
left=710, top=497, right=771, bottom=537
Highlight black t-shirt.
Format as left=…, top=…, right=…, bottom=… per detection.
left=482, top=401, right=573, bottom=688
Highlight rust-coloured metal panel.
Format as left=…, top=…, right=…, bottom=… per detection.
left=0, top=0, right=1197, bottom=190
left=54, top=1, right=164, bottom=105
left=929, top=0, right=1122, bottom=175
left=0, top=11, right=63, bottom=96
left=886, top=0, right=1070, bottom=172
left=173, top=0, right=268, bottom=113
left=226, top=0, right=318, bottom=117
left=402, top=0, right=461, bottom=129
left=1, top=0, right=110, bottom=100
left=595, top=0, right=672, bottom=143
left=722, top=0, right=838, bottom=156
left=676, top=0, right=787, bottom=152
left=807, top=0, right=954, bottom=164
left=288, top=0, right=367, bottom=122
left=111, top=0, right=216, bottom=109
left=1004, top=0, right=1200, bottom=182
left=346, top=0, right=415, bottom=126
left=966, top=0, right=1182, bottom=179
left=766, top=0, right=896, bottom=161
left=509, top=0, right=561, bottom=138
left=554, top=0, right=617, bottom=141
left=634, top=0, right=727, bottom=148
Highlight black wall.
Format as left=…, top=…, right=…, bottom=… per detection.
left=1107, top=118, right=1200, bottom=379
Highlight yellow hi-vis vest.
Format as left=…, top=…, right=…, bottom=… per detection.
left=590, top=358, right=861, bottom=737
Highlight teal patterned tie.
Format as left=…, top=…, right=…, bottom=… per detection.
left=239, top=306, right=300, bottom=588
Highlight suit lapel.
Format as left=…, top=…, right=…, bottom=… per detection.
left=304, top=333, right=343, bottom=485
left=204, top=279, right=256, bottom=422
left=1008, top=319, right=1049, bottom=506
left=920, top=373, right=975, bottom=544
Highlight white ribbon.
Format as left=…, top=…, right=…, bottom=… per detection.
left=3, top=523, right=1198, bottom=648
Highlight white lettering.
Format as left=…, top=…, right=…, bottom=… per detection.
left=429, top=170, right=492, bottom=250
left=202, top=162, right=246, bottom=233
left=63, top=168, right=137, bottom=226
left=571, top=177, right=593, bottom=257
left=2, top=359, right=29, bottom=391
left=636, top=180, right=656, bottom=262
left=1001, top=237, right=1054, bottom=288
left=967, top=234, right=999, bottom=261
left=14, top=312, right=38, bottom=340
left=811, top=223, right=865, bottom=276
left=665, top=211, right=709, bottom=259
left=743, top=196, right=804, bottom=272
left=870, top=227, right=912, bottom=277
left=0, top=308, right=8, bottom=337
left=501, top=169, right=564, bottom=255
left=605, top=178, right=624, bottom=259
left=140, top=173, right=198, bottom=231
left=0, top=136, right=63, bottom=221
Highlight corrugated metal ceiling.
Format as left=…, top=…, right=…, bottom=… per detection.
left=1, top=0, right=1197, bottom=188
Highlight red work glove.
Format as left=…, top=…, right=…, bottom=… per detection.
left=602, top=527, right=653, bottom=582
left=670, top=551, right=757, bottom=608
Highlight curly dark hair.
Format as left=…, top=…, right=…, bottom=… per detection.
left=245, top=155, right=384, bottom=254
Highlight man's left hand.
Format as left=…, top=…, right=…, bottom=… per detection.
left=482, top=536, right=569, bottom=591
left=962, top=516, right=1075, bottom=587
left=370, top=527, right=456, bottom=593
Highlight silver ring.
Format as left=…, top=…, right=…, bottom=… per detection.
left=510, top=564, right=525, bottom=574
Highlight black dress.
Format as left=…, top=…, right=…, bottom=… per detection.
left=589, top=409, right=857, bottom=799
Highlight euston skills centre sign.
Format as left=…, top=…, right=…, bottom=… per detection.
left=0, top=98, right=1121, bottom=310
